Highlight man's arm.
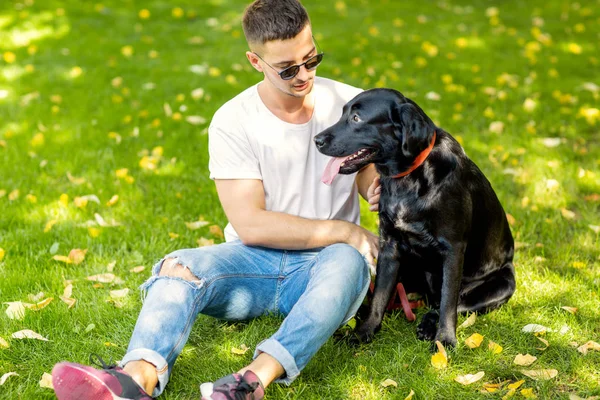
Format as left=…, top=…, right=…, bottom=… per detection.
left=215, top=178, right=379, bottom=263
left=356, top=164, right=381, bottom=212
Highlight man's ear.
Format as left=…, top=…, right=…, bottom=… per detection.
left=393, top=101, right=436, bottom=159
left=246, top=51, right=263, bottom=73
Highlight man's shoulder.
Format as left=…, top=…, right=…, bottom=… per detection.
left=314, top=77, right=363, bottom=105
left=211, top=83, right=259, bottom=125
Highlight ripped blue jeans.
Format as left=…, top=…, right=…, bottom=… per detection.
left=119, top=241, right=370, bottom=397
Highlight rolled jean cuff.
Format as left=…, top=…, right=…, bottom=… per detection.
left=254, top=338, right=300, bottom=385
left=119, top=348, right=169, bottom=397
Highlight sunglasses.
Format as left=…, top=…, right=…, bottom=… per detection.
left=253, top=41, right=324, bottom=80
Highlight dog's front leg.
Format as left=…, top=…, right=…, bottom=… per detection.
left=435, top=242, right=466, bottom=348
left=354, top=240, right=400, bottom=343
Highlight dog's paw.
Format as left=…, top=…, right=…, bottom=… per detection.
left=416, top=312, right=438, bottom=342
left=349, top=323, right=378, bottom=345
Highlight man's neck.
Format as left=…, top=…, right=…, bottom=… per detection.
left=257, top=81, right=314, bottom=125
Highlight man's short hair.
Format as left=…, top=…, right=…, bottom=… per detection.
left=242, top=0, right=310, bottom=46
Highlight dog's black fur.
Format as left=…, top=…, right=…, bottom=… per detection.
left=315, top=89, right=515, bottom=348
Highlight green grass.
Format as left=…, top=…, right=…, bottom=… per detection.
left=1, top=0, right=599, bottom=398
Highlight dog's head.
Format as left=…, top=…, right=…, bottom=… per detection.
left=315, top=88, right=436, bottom=182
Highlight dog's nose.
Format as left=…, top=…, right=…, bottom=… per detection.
left=314, top=135, right=328, bottom=149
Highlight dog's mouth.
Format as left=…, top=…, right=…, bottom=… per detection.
left=321, top=148, right=378, bottom=185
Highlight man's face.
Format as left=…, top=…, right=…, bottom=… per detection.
left=253, top=25, right=318, bottom=98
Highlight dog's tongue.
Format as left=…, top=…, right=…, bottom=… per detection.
left=321, top=156, right=351, bottom=185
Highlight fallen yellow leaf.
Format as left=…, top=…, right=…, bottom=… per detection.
left=68, top=249, right=87, bottom=264
left=197, top=237, right=215, bottom=247
left=458, top=312, right=477, bottom=329
left=508, top=380, right=525, bottom=390
left=107, top=194, right=119, bottom=206
left=561, top=306, right=578, bottom=314
left=87, top=273, right=116, bottom=283
left=380, top=378, right=398, bottom=388
left=39, top=372, right=53, bottom=389
left=577, top=341, right=600, bottom=355
left=0, top=247, right=4, bottom=261
left=44, top=219, right=58, bottom=233
left=520, top=369, right=558, bottom=380
left=231, top=344, right=249, bottom=355
left=0, top=337, right=9, bottom=349
left=404, top=389, right=415, bottom=400
left=503, top=389, right=517, bottom=399
left=514, top=354, right=537, bottom=366
left=465, top=333, right=484, bottom=348
left=431, top=341, right=448, bottom=369
left=53, top=255, right=72, bottom=264
left=130, top=266, right=146, bottom=273
left=521, top=388, right=537, bottom=398
left=455, top=371, right=485, bottom=385
left=4, top=302, right=25, bottom=320
left=0, top=372, right=18, bottom=386
left=488, top=340, right=503, bottom=354
left=209, top=225, right=224, bottom=239
left=185, top=220, right=210, bottom=230
left=24, top=297, right=53, bottom=311
left=11, top=329, right=48, bottom=341
left=110, top=288, right=130, bottom=299
left=536, top=337, right=549, bottom=351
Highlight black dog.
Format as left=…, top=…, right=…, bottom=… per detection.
left=315, top=89, right=515, bottom=348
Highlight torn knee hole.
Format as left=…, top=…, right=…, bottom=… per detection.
left=158, top=258, right=199, bottom=281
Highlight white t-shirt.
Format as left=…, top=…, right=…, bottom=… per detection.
left=208, top=76, right=363, bottom=242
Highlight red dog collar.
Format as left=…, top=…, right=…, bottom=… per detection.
left=392, top=131, right=436, bottom=179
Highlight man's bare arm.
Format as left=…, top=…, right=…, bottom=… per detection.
left=214, top=179, right=378, bottom=262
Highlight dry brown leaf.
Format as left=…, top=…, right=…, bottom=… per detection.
left=11, top=329, right=48, bottom=341
left=0, top=372, right=18, bottom=386
left=28, top=292, right=45, bottom=302
left=24, top=297, right=53, bottom=311
left=520, top=369, right=558, bottom=380
left=4, top=302, right=25, bottom=320
left=483, top=380, right=509, bottom=393
left=514, top=354, right=537, bottom=366
left=465, top=333, right=484, bottom=348
left=506, top=213, right=516, bottom=226
left=60, top=296, right=77, bottom=308
left=536, top=337, right=549, bottom=351
left=380, top=378, right=398, bottom=388
left=561, top=306, right=578, bottom=314
left=577, top=341, right=600, bottom=355
left=488, top=340, right=503, bottom=354
left=404, top=389, right=415, bottom=400
left=455, top=371, right=485, bottom=385
left=231, top=344, right=249, bottom=355
left=508, top=380, right=525, bottom=390
left=209, top=225, right=224, bottom=239
left=431, top=341, right=448, bottom=369
left=0, top=337, right=9, bottom=349
left=69, top=249, right=88, bottom=264
left=110, top=288, right=130, bottom=298
left=458, top=313, right=477, bottom=330
left=39, top=372, right=53, bottom=389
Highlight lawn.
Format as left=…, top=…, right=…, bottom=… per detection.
left=0, top=0, right=599, bottom=399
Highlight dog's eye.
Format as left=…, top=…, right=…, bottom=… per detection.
left=352, top=114, right=360, bottom=122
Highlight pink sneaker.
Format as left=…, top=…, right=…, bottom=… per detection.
left=52, top=355, right=152, bottom=400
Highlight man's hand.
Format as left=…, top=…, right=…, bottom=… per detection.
left=346, top=224, right=379, bottom=274
left=367, top=176, right=381, bottom=212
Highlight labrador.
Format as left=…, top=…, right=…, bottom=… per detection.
left=315, top=88, right=515, bottom=348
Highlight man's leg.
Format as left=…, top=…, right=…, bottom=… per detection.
left=52, top=241, right=285, bottom=399
left=202, top=243, right=370, bottom=399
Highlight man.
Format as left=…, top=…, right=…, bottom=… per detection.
left=52, top=1, right=381, bottom=399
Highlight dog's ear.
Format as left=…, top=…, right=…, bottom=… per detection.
left=392, top=99, right=436, bottom=159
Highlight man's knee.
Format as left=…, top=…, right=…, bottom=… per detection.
left=158, top=258, right=199, bottom=282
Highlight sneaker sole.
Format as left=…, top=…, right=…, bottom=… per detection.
left=52, top=362, right=131, bottom=400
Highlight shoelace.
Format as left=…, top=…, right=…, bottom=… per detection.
left=89, top=353, right=117, bottom=370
